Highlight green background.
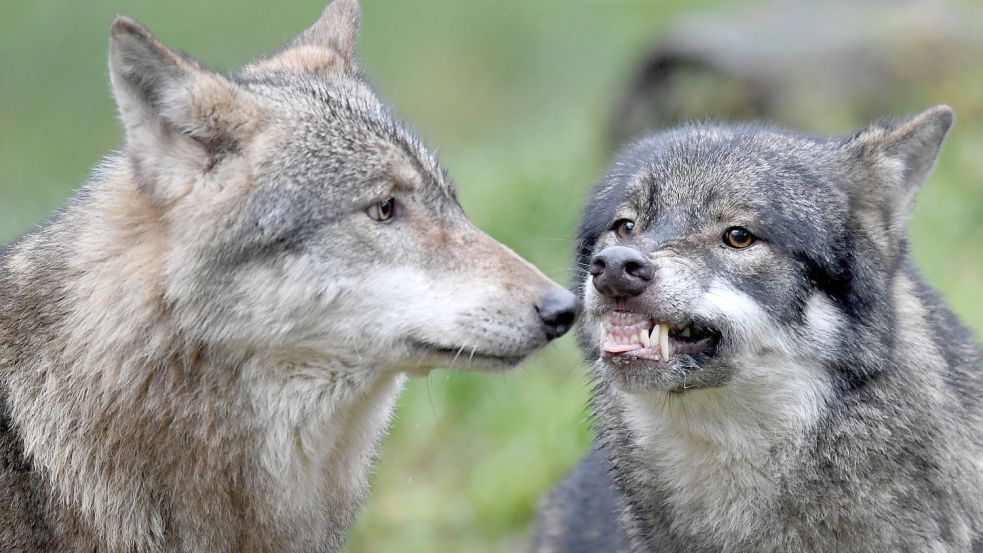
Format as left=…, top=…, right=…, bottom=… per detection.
left=2, top=1, right=980, bottom=551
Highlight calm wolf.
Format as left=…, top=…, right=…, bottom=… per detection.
left=534, top=106, right=983, bottom=552
left=0, top=2, right=579, bottom=551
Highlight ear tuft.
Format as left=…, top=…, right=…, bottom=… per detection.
left=851, top=105, right=953, bottom=190
left=888, top=105, right=953, bottom=185
left=847, top=105, right=954, bottom=244
left=108, top=16, right=263, bottom=194
left=246, top=0, right=361, bottom=76
left=300, top=0, right=361, bottom=61
left=109, top=16, right=198, bottom=130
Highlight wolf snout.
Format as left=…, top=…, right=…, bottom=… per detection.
left=589, top=246, right=654, bottom=298
left=535, top=288, right=581, bottom=340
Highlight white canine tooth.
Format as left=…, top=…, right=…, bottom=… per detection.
left=681, top=327, right=692, bottom=338
left=660, top=324, right=670, bottom=360
left=651, top=324, right=661, bottom=353
left=640, top=329, right=651, bottom=348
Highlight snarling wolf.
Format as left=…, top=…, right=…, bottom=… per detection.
left=0, top=2, right=579, bottom=551
left=534, top=107, right=983, bottom=552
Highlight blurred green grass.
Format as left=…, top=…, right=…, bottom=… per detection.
left=1, top=1, right=980, bottom=552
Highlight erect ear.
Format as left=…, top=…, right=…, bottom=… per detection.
left=247, top=0, right=360, bottom=75
left=109, top=17, right=263, bottom=183
left=845, top=105, right=954, bottom=239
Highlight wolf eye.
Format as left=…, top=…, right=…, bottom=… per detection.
left=367, top=198, right=397, bottom=222
left=723, top=226, right=755, bottom=249
left=613, top=219, right=636, bottom=238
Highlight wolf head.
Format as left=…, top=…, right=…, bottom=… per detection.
left=106, top=0, right=578, bottom=374
left=575, top=107, right=953, bottom=394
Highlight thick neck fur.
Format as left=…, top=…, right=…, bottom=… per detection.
left=597, top=270, right=983, bottom=552
left=0, top=162, right=403, bottom=552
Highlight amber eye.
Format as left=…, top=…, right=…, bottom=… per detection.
left=723, top=226, right=755, bottom=249
left=367, top=198, right=397, bottom=222
left=613, top=219, right=636, bottom=238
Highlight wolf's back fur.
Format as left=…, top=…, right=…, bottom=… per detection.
left=0, top=2, right=576, bottom=551
left=535, top=108, right=983, bottom=552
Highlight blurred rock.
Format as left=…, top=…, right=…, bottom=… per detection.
left=612, top=0, right=983, bottom=144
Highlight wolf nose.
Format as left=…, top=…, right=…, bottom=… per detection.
left=536, top=288, right=581, bottom=340
left=590, top=246, right=654, bottom=298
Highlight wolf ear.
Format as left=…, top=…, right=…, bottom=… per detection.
left=249, top=0, right=360, bottom=75
left=846, top=105, right=953, bottom=237
left=295, top=0, right=360, bottom=63
left=109, top=17, right=262, bottom=185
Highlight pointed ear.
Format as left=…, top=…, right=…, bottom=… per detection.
left=846, top=105, right=953, bottom=238
left=109, top=17, right=263, bottom=182
left=295, top=0, right=360, bottom=62
left=248, top=0, right=361, bottom=75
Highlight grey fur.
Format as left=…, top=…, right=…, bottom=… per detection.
left=535, top=107, right=983, bottom=552
left=0, top=2, right=576, bottom=551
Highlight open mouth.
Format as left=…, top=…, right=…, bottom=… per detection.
left=600, top=311, right=719, bottom=362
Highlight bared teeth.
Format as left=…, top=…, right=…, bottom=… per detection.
left=659, top=324, right=670, bottom=360
left=602, top=313, right=683, bottom=361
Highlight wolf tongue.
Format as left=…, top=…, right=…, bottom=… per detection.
left=603, top=342, right=643, bottom=354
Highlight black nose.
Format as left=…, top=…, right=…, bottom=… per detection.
left=536, top=288, right=581, bottom=340
left=589, top=246, right=654, bottom=298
